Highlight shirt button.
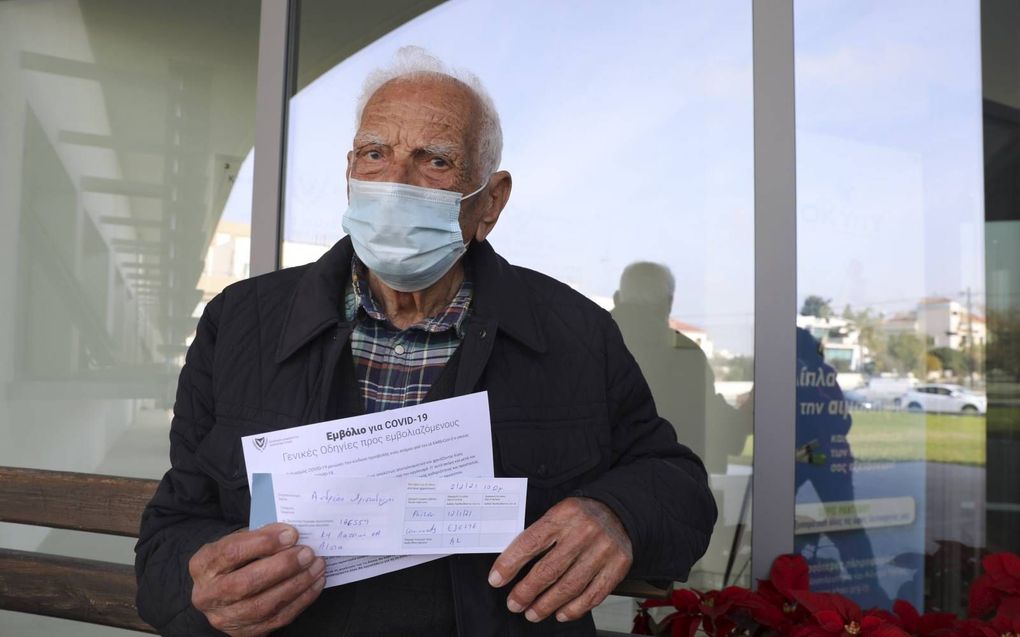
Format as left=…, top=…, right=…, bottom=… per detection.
left=537, top=464, right=548, bottom=477
left=394, top=344, right=406, bottom=355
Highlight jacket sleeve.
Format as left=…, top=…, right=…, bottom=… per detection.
left=574, top=314, right=718, bottom=581
left=134, top=293, right=243, bottom=636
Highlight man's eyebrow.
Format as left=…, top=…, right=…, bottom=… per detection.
left=353, top=132, right=387, bottom=146
left=421, top=143, right=461, bottom=157
left=352, top=134, right=461, bottom=158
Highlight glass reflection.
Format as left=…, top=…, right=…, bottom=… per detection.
left=982, top=0, right=1020, bottom=592
left=794, top=0, right=1001, bottom=614
left=0, top=1, right=260, bottom=633
left=794, top=327, right=890, bottom=609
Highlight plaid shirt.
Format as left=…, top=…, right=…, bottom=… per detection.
left=344, top=258, right=472, bottom=414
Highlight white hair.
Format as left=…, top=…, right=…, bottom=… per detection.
left=355, top=46, right=503, bottom=181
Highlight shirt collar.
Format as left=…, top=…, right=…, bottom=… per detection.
left=275, top=236, right=546, bottom=363
left=348, top=256, right=473, bottom=335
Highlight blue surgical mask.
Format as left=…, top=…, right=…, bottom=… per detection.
left=341, top=177, right=486, bottom=292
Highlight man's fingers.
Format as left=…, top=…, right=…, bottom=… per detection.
left=256, top=570, right=328, bottom=634
left=228, top=561, right=324, bottom=627
left=553, top=558, right=630, bottom=623
left=194, top=524, right=299, bottom=579
left=491, top=498, right=634, bottom=624
left=213, top=545, right=323, bottom=606
left=209, top=556, right=327, bottom=632
left=488, top=522, right=556, bottom=588
left=505, top=541, right=581, bottom=613
left=519, top=552, right=599, bottom=622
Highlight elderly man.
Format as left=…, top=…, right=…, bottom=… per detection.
left=135, top=48, right=716, bottom=637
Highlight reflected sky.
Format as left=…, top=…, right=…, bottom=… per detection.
left=224, top=0, right=984, bottom=355
left=796, top=0, right=985, bottom=323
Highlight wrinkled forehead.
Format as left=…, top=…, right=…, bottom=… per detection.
left=357, top=75, right=483, bottom=144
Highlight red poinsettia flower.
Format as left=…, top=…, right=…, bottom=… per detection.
left=983, top=554, right=1020, bottom=591
left=631, top=607, right=654, bottom=635
left=633, top=592, right=675, bottom=635
left=736, top=553, right=813, bottom=631
left=770, top=554, right=812, bottom=599
left=663, top=589, right=704, bottom=637
left=891, top=599, right=958, bottom=636
left=953, top=618, right=1000, bottom=637
left=969, top=552, right=1020, bottom=618
left=792, top=591, right=910, bottom=637
left=631, top=551, right=1020, bottom=637
left=988, top=596, right=1020, bottom=637
left=738, top=590, right=796, bottom=632
left=867, top=609, right=901, bottom=627
left=634, top=589, right=704, bottom=637
left=699, top=587, right=750, bottom=637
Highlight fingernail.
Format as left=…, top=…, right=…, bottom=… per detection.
left=297, top=547, right=314, bottom=566
left=315, top=576, right=326, bottom=589
left=525, top=609, right=540, bottom=623
left=279, top=529, right=297, bottom=545
left=556, top=612, right=568, bottom=623
left=507, top=598, right=523, bottom=613
left=310, top=558, right=326, bottom=577
left=488, top=570, right=503, bottom=587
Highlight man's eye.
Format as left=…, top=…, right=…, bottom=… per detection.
left=430, top=157, right=449, bottom=168
left=365, top=150, right=382, bottom=160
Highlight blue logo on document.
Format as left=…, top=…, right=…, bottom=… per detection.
left=253, top=436, right=267, bottom=452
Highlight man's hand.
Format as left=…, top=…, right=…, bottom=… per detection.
left=189, top=523, right=326, bottom=637
left=488, top=497, right=633, bottom=623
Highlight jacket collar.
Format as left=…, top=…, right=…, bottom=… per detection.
left=466, top=239, right=547, bottom=353
left=275, top=236, right=546, bottom=363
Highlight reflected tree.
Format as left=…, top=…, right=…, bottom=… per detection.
left=987, top=309, right=1020, bottom=381
left=801, top=295, right=835, bottom=318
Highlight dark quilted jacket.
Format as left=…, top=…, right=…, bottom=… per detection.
left=134, top=237, right=717, bottom=636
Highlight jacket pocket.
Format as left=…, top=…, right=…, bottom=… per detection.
left=494, top=419, right=605, bottom=527
left=194, top=423, right=250, bottom=523
left=493, top=420, right=602, bottom=489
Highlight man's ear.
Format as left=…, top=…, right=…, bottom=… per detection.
left=473, top=170, right=512, bottom=243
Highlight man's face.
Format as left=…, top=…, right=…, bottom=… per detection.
left=349, top=77, right=485, bottom=241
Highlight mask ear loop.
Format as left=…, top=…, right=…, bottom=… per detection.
left=460, top=176, right=492, bottom=249
left=461, top=176, right=490, bottom=202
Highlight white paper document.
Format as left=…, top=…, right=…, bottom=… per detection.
left=240, top=392, right=495, bottom=586
left=254, top=474, right=527, bottom=556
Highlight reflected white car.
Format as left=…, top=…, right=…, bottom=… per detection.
left=896, top=384, right=986, bottom=414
